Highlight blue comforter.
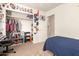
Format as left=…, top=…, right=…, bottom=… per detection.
left=43, top=36, right=79, bottom=56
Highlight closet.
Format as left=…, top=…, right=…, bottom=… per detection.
left=0, top=3, right=36, bottom=44
left=0, top=3, right=46, bottom=44
left=5, top=9, right=33, bottom=44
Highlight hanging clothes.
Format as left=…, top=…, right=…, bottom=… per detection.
left=14, top=20, right=16, bottom=32
left=6, top=16, right=22, bottom=33
left=10, top=19, right=14, bottom=32
left=16, top=22, right=19, bottom=32
left=6, top=22, right=10, bottom=32
left=15, top=20, right=19, bottom=32
left=6, top=17, right=10, bottom=23
left=18, top=20, right=21, bottom=32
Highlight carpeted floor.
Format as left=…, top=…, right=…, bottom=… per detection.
left=9, top=42, right=54, bottom=56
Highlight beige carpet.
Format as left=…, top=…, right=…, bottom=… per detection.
left=9, top=42, right=54, bottom=56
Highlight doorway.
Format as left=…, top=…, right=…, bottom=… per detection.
left=47, top=14, right=55, bottom=38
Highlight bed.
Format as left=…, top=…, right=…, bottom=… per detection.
left=43, top=36, right=79, bottom=56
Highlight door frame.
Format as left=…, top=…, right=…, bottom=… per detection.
left=47, top=14, right=55, bottom=38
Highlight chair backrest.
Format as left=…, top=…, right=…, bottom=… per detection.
left=9, top=32, right=13, bottom=40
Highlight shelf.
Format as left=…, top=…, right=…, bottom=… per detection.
left=6, top=15, right=33, bottom=21
left=25, top=35, right=30, bottom=37
left=5, top=8, right=33, bottom=15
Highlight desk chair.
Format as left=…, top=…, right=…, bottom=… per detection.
left=0, top=35, right=16, bottom=56
left=1, top=39, right=16, bottom=53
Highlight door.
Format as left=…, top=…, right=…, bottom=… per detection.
left=47, top=14, right=55, bottom=38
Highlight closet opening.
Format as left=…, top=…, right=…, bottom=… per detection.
left=47, top=14, right=55, bottom=38
left=6, top=10, right=33, bottom=44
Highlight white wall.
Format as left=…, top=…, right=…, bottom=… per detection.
left=33, top=11, right=47, bottom=43
left=47, top=3, right=79, bottom=39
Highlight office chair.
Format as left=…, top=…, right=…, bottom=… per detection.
left=0, top=33, right=16, bottom=56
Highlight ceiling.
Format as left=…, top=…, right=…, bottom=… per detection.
left=20, top=3, right=61, bottom=11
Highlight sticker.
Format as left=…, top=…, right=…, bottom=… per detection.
left=0, top=5, right=2, bottom=10
left=40, top=15, right=45, bottom=21
left=10, top=3, right=15, bottom=9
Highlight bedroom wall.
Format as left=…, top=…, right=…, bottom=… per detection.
left=33, top=11, right=47, bottom=43
left=47, top=3, right=79, bottom=39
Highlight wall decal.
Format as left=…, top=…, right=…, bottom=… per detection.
left=1, top=3, right=34, bottom=15
left=10, top=3, right=15, bottom=9
left=0, top=5, right=2, bottom=10
left=33, top=10, right=39, bottom=34
left=40, top=15, right=45, bottom=21
left=7, top=5, right=9, bottom=8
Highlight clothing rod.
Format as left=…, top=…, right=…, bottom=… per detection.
left=6, top=15, right=33, bottom=21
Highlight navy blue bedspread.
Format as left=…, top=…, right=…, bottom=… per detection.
left=43, top=36, right=79, bottom=56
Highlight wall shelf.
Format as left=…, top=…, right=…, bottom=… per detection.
left=6, top=15, right=33, bottom=21
left=5, top=8, right=33, bottom=15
